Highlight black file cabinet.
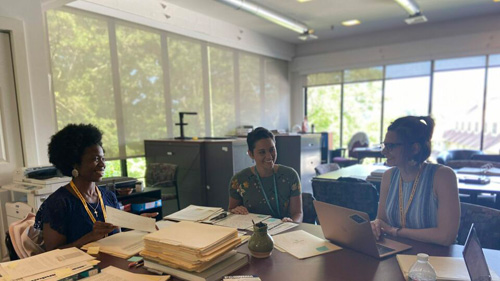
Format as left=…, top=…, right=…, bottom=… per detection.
left=275, top=134, right=322, bottom=194
left=144, top=139, right=252, bottom=211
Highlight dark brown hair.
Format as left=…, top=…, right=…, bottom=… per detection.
left=388, top=116, right=435, bottom=164
left=247, top=127, right=275, bottom=152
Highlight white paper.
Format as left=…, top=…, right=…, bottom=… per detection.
left=156, top=219, right=177, bottom=229
left=268, top=222, right=299, bottom=236
left=106, top=206, right=157, bottom=233
left=0, top=248, right=94, bottom=279
left=273, top=230, right=341, bottom=259
left=82, top=230, right=146, bottom=258
left=214, top=213, right=269, bottom=230
left=164, top=205, right=223, bottom=222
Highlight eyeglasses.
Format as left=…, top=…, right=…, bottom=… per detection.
left=381, top=142, right=404, bottom=151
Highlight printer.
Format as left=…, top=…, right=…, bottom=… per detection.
left=3, top=166, right=71, bottom=211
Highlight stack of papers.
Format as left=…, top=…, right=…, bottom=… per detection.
left=141, top=221, right=241, bottom=272
left=243, top=217, right=298, bottom=236
left=82, top=230, right=147, bottom=259
left=366, top=168, right=389, bottom=183
left=0, top=247, right=97, bottom=281
left=214, top=213, right=269, bottom=230
left=164, top=205, right=224, bottom=222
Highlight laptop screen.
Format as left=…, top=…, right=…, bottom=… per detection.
left=463, top=224, right=491, bottom=281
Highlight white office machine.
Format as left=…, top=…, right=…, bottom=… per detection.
left=3, top=166, right=71, bottom=211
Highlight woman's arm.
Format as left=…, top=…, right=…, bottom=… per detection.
left=286, top=194, right=303, bottom=223
left=43, top=221, right=117, bottom=251
left=228, top=197, right=248, bottom=214
left=396, top=166, right=460, bottom=246
left=371, top=168, right=394, bottom=239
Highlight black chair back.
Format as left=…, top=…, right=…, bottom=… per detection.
left=312, top=177, right=379, bottom=220
left=302, top=192, right=317, bottom=224
left=457, top=202, right=500, bottom=250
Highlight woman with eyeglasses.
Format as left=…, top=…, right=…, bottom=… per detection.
left=371, top=116, right=460, bottom=246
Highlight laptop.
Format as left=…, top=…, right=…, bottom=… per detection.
left=314, top=200, right=411, bottom=258
left=463, top=223, right=492, bottom=281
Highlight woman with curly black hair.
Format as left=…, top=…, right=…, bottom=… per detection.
left=34, top=124, right=120, bottom=250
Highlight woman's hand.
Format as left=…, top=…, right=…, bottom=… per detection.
left=281, top=217, right=293, bottom=222
left=90, top=221, right=117, bottom=241
left=371, top=219, right=399, bottom=240
left=230, top=206, right=249, bottom=215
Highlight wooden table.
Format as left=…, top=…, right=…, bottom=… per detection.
left=97, top=223, right=500, bottom=281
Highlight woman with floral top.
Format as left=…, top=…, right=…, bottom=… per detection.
left=228, top=127, right=303, bottom=222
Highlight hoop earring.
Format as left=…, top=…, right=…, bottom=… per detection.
left=72, top=168, right=79, bottom=178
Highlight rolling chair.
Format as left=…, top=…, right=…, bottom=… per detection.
left=312, top=177, right=379, bottom=220
left=457, top=202, right=500, bottom=250
left=145, top=162, right=180, bottom=210
left=332, top=132, right=369, bottom=167
left=436, top=149, right=483, bottom=165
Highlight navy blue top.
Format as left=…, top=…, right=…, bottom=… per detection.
left=34, top=185, right=120, bottom=244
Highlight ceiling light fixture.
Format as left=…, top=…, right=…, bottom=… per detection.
left=393, top=0, right=428, bottom=25
left=341, top=19, right=361, bottom=26
left=215, top=0, right=317, bottom=40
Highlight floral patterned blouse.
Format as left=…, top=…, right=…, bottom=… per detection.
left=229, top=165, right=301, bottom=219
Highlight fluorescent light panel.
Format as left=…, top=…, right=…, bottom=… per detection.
left=215, top=0, right=312, bottom=35
left=342, top=19, right=361, bottom=26
left=394, top=0, right=421, bottom=16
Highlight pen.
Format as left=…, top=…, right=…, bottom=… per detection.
left=128, top=259, right=144, bottom=268
left=210, top=212, right=228, bottom=221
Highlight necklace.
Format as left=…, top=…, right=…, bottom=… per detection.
left=254, top=166, right=281, bottom=218
left=87, top=201, right=99, bottom=218
left=69, top=180, right=107, bottom=223
left=398, top=163, right=425, bottom=228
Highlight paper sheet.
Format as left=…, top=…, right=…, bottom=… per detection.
left=106, top=206, right=157, bottom=233
left=156, top=220, right=177, bottom=229
left=82, top=230, right=147, bottom=258
left=268, top=222, right=298, bottom=236
left=164, top=205, right=223, bottom=222
left=86, top=266, right=170, bottom=281
left=0, top=248, right=94, bottom=280
left=273, top=230, right=342, bottom=259
left=214, top=213, right=269, bottom=230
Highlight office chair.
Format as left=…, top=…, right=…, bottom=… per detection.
left=436, top=149, right=483, bottom=165
left=312, top=177, right=379, bottom=220
left=332, top=132, right=369, bottom=167
left=302, top=192, right=317, bottom=224
left=457, top=202, right=500, bottom=250
left=145, top=162, right=180, bottom=210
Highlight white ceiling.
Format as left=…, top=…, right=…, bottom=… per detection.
left=163, top=0, right=500, bottom=44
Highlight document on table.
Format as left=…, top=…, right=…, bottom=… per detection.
left=214, top=213, right=270, bottom=230
left=0, top=248, right=94, bottom=280
left=164, top=205, right=223, bottom=222
left=273, top=230, right=341, bottom=259
left=86, top=266, right=170, bottom=281
left=106, top=206, right=157, bottom=233
left=156, top=219, right=177, bottom=229
left=268, top=222, right=298, bottom=236
left=81, top=230, right=147, bottom=259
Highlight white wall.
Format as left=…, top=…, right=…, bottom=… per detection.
left=289, top=14, right=500, bottom=127
left=0, top=1, right=56, bottom=166
left=69, top=0, right=296, bottom=61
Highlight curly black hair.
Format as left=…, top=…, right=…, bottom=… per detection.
left=48, top=124, right=103, bottom=177
left=247, top=127, right=275, bottom=152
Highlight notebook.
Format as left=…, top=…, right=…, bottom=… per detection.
left=463, top=223, right=492, bottom=281
left=314, top=200, right=411, bottom=258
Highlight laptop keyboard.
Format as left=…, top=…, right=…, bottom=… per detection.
left=376, top=244, right=395, bottom=255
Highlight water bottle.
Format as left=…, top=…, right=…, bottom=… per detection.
left=408, top=253, right=437, bottom=281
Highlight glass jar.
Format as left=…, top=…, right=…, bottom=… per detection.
left=248, top=222, right=274, bottom=258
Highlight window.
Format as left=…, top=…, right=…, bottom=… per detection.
left=485, top=66, right=500, bottom=152
left=239, top=52, right=262, bottom=127
left=47, top=10, right=119, bottom=158
left=306, top=85, right=341, bottom=144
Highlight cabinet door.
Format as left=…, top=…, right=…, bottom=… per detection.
left=205, top=142, right=234, bottom=209
left=300, top=150, right=321, bottom=194
left=145, top=141, right=206, bottom=208
left=275, top=136, right=301, bottom=173
left=232, top=140, right=253, bottom=173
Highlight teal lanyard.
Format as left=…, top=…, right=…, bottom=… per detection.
left=255, top=166, right=281, bottom=218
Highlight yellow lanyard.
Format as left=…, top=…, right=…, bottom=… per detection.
left=398, top=164, right=425, bottom=228
left=69, top=180, right=107, bottom=223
